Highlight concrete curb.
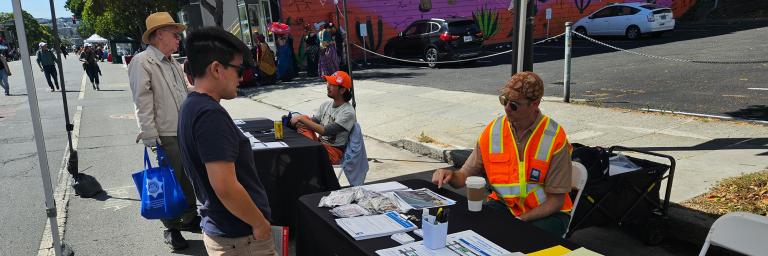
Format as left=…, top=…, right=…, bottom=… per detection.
left=389, top=138, right=473, bottom=168
left=36, top=106, right=82, bottom=256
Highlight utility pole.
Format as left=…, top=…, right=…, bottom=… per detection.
left=511, top=0, right=535, bottom=74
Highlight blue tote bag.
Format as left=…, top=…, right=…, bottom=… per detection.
left=132, top=146, right=188, bottom=219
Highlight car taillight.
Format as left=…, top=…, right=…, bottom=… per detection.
left=439, top=32, right=459, bottom=41
left=647, top=14, right=655, bottom=22
left=475, top=31, right=483, bottom=38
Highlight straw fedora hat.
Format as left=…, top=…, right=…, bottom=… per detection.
left=142, top=12, right=186, bottom=44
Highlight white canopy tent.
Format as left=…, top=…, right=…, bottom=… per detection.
left=84, top=34, right=108, bottom=44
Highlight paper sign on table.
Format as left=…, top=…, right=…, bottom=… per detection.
left=375, top=230, right=515, bottom=256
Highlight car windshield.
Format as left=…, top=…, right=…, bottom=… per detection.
left=640, top=4, right=664, bottom=10
left=447, top=20, right=479, bottom=34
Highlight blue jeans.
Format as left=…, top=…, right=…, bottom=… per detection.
left=0, top=69, right=8, bottom=94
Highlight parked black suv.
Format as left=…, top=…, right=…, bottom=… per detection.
left=384, top=18, right=483, bottom=68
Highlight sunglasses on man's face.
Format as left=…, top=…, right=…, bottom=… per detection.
left=498, top=94, right=527, bottom=111
left=221, top=62, right=247, bottom=77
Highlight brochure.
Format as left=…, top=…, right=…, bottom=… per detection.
left=336, top=211, right=417, bottom=240
left=376, top=230, right=516, bottom=256
left=393, top=188, right=456, bottom=209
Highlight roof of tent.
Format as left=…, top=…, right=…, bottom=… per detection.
left=84, top=34, right=108, bottom=43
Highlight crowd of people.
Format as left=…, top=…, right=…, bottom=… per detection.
left=241, top=21, right=344, bottom=87
left=129, top=10, right=571, bottom=256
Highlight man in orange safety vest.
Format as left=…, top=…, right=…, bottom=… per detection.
left=432, top=71, right=573, bottom=236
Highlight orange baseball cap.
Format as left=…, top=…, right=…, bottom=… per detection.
left=323, top=71, right=352, bottom=89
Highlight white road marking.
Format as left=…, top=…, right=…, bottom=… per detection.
left=748, top=88, right=768, bottom=91
left=101, top=186, right=137, bottom=212
left=78, top=73, right=86, bottom=100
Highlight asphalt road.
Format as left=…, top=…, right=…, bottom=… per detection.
left=353, top=20, right=768, bottom=122
left=0, top=54, right=81, bottom=255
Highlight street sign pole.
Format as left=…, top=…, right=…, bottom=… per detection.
left=48, top=0, right=78, bottom=176
left=511, top=0, right=535, bottom=73
left=341, top=0, right=357, bottom=108
left=12, top=0, right=63, bottom=255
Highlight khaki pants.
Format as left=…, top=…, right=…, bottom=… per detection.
left=203, top=233, right=278, bottom=256
left=157, top=136, right=198, bottom=229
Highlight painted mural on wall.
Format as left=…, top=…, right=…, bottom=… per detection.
left=279, top=0, right=696, bottom=56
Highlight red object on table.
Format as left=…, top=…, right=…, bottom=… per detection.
left=268, top=22, right=291, bottom=35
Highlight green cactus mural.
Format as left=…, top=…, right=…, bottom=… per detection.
left=355, top=16, right=384, bottom=52
left=473, top=5, right=499, bottom=40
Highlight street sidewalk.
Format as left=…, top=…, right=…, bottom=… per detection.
left=240, top=79, right=768, bottom=203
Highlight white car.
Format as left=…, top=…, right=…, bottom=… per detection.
left=573, top=3, right=675, bottom=39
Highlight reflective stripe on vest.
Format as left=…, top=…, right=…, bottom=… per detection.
left=489, top=116, right=505, bottom=154
left=493, top=184, right=545, bottom=199
left=535, top=119, right=559, bottom=162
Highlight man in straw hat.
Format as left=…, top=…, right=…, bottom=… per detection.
left=128, top=11, right=198, bottom=250
left=431, top=72, right=574, bottom=236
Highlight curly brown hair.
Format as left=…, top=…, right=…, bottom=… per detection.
left=500, top=71, right=544, bottom=102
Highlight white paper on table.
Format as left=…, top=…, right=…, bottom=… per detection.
left=375, top=230, right=515, bottom=256
left=360, top=181, right=409, bottom=193
left=263, top=142, right=289, bottom=148
left=251, top=143, right=268, bottom=150
left=234, top=119, right=245, bottom=125
left=336, top=211, right=417, bottom=240
left=248, top=137, right=260, bottom=143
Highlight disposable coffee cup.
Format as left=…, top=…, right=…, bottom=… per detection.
left=465, top=176, right=486, bottom=212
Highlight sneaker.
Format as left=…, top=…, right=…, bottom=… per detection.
left=163, top=229, right=189, bottom=251
left=49, top=88, right=55, bottom=92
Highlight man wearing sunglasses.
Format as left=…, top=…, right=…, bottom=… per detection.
left=432, top=72, right=573, bottom=236
left=178, top=27, right=277, bottom=255
left=128, top=12, right=198, bottom=250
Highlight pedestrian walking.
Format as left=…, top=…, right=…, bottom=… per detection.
left=0, top=51, right=11, bottom=96
left=36, top=42, right=59, bottom=92
left=179, top=26, right=277, bottom=256
left=128, top=11, right=198, bottom=251
left=275, top=35, right=296, bottom=81
left=60, top=44, right=68, bottom=59
left=303, top=24, right=320, bottom=77
left=318, top=23, right=340, bottom=77
left=79, top=43, right=101, bottom=90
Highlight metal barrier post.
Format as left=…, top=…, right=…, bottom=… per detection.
left=563, top=22, right=572, bottom=103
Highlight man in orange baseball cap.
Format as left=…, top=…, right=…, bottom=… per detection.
left=290, top=71, right=356, bottom=164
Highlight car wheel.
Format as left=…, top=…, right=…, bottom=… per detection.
left=625, top=25, right=641, bottom=40
left=574, top=26, right=587, bottom=39
left=424, top=48, right=438, bottom=68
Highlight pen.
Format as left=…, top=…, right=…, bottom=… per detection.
left=435, top=207, right=443, bottom=225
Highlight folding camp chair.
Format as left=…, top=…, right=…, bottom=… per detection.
left=564, top=161, right=589, bottom=238
left=699, top=211, right=768, bottom=256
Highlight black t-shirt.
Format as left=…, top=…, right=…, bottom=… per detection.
left=178, top=91, right=271, bottom=237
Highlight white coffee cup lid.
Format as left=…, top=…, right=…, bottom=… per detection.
left=465, top=176, right=486, bottom=187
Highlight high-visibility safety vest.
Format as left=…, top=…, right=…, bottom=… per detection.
left=478, top=114, right=573, bottom=216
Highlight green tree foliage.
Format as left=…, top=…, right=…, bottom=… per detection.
left=65, top=0, right=180, bottom=40
left=0, top=11, right=54, bottom=49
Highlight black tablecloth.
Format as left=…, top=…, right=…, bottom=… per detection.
left=238, top=118, right=340, bottom=227
left=297, top=179, right=579, bottom=256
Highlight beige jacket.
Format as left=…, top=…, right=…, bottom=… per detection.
left=128, top=46, right=189, bottom=141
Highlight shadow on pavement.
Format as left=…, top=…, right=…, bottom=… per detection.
left=91, top=191, right=140, bottom=202
left=632, top=137, right=768, bottom=156
left=97, top=89, right=125, bottom=92
left=724, top=105, right=768, bottom=122
left=173, top=239, right=205, bottom=255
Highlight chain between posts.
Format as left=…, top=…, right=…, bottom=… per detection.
left=572, top=31, right=768, bottom=64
